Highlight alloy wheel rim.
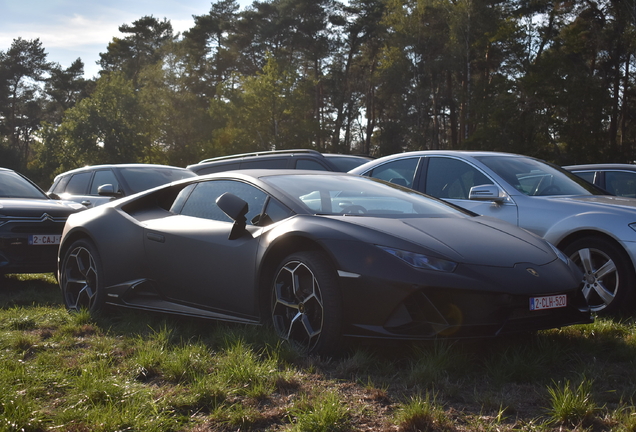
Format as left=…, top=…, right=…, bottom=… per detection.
left=272, top=260, right=323, bottom=353
left=570, top=247, right=618, bottom=312
left=63, top=246, right=98, bottom=311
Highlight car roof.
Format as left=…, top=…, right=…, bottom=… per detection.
left=192, top=149, right=325, bottom=165
left=53, top=163, right=192, bottom=177
left=564, top=163, right=636, bottom=171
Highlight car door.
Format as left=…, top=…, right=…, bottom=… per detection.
left=143, top=179, right=268, bottom=318
left=420, top=156, right=519, bottom=225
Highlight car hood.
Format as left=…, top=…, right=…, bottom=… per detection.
left=336, top=215, right=555, bottom=267
left=0, top=198, right=81, bottom=218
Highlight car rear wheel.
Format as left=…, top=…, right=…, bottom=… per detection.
left=564, top=237, right=635, bottom=315
left=271, top=251, right=342, bottom=355
left=60, top=239, right=105, bottom=314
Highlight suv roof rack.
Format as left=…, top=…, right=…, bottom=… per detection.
left=197, top=149, right=323, bottom=164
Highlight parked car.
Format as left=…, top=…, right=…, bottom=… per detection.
left=58, top=170, right=591, bottom=355
left=187, top=149, right=372, bottom=175
left=48, top=164, right=196, bottom=208
left=0, top=167, right=84, bottom=276
left=564, top=164, right=636, bottom=198
left=350, top=150, right=636, bottom=315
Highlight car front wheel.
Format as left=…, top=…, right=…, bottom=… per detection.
left=564, top=237, right=635, bottom=315
left=271, top=251, right=342, bottom=355
left=60, top=239, right=106, bottom=314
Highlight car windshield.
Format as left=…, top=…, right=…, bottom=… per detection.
left=119, top=167, right=196, bottom=193
left=476, top=155, right=604, bottom=196
left=0, top=171, right=48, bottom=199
left=263, top=174, right=468, bottom=217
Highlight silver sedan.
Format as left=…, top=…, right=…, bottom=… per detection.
left=351, top=151, right=636, bottom=315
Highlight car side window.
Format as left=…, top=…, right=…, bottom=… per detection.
left=50, top=175, right=71, bottom=194
left=605, top=171, right=636, bottom=198
left=296, top=159, right=329, bottom=171
left=65, top=172, right=93, bottom=194
left=90, top=170, right=119, bottom=194
left=179, top=180, right=267, bottom=225
left=425, top=157, right=491, bottom=200
left=366, top=158, right=419, bottom=188
left=240, top=158, right=287, bottom=169
left=572, top=171, right=596, bottom=185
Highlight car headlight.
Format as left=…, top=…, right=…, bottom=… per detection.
left=548, top=242, right=569, bottom=264
left=377, top=246, right=457, bottom=272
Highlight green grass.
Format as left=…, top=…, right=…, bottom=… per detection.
left=1, top=273, right=636, bottom=431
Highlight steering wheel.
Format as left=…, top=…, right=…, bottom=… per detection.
left=341, top=204, right=367, bottom=214
left=537, top=184, right=561, bottom=195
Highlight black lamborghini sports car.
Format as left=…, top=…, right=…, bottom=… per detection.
left=58, top=170, right=592, bottom=354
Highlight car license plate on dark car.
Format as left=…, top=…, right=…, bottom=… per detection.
left=29, top=234, right=61, bottom=245
left=530, top=294, right=567, bottom=310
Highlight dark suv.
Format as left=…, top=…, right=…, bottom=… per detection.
left=48, top=164, right=196, bottom=208
left=187, top=149, right=372, bottom=175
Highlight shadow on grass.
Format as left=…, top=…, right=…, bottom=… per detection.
left=0, top=273, right=62, bottom=308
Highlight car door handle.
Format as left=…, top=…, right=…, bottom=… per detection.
left=146, top=232, right=165, bottom=243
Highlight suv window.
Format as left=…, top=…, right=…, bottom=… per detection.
left=241, top=158, right=287, bottom=169
left=90, top=170, right=119, bottom=194
left=606, top=171, right=636, bottom=197
left=296, top=159, right=329, bottom=171
left=425, top=157, right=491, bottom=199
left=65, top=172, right=93, bottom=194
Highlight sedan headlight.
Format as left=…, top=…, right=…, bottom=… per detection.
left=377, top=246, right=457, bottom=272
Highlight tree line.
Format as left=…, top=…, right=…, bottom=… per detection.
left=1, top=0, right=635, bottom=187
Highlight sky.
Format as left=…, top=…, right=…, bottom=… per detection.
left=0, top=0, right=252, bottom=79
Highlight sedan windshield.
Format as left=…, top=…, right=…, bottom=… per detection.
left=476, top=155, right=605, bottom=196
left=0, top=171, right=48, bottom=199
left=263, top=174, right=468, bottom=217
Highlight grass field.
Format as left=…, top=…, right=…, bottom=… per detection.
left=1, top=273, right=635, bottom=432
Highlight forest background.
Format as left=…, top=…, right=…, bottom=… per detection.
left=1, top=0, right=635, bottom=188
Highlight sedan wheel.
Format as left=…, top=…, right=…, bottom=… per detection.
left=271, top=251, right=342, bottom=355
left=564, top=237, right=635, bottom=315
left=60, top=239, right=105, bottom=314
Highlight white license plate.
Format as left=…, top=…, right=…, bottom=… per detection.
left=529, top=294, right=567, bottom=310
left=29, top=234, right=61, bottom=246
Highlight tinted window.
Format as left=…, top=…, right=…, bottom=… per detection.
left=367, top=158, right=419, bottom=188
left=605, top=171, right=636, bottom=197
left=296, top=159, right=329, bottom=171
left=90, top=170, right=119, bottom=194
left=241, top=158, right=288, bottom=169
left=50, top=175, right=71, bottom=194
left=0, top=171, right=47, bottom=199
left=425, top=157, right=492, bottom=199
left=65, top=172, right=93, bottom=194
left=572, top=171, right=596, bottom=184
left=180, top=180, right=267, bottom=224
left=118, top=167, right=195, bottom=193
left=324, top=155, right=371, bottom=172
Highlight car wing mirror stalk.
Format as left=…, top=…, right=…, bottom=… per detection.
left=217, top=192, right=248, bottom=240
left=469, top=184, right=505, bottom=203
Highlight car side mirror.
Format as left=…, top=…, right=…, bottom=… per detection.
left=468, top=184, right=505, bottom=203
left=46, top=192, right=61, bottom=200
left=97, top=184, right=122, bottom=197
left=216, top=192, right=249, bottom=240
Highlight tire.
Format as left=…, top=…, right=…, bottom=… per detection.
left=563, top=237, right=636, bottom=315
left=271, top=251, right=342, bottom=356
left=59, top=239, right=106, bottom=314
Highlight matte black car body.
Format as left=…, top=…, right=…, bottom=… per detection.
left=187, top=149, right=372, bottom=175
left=58, top=170, right=591, bottom=354
left=0, top=168, right=83, bottom=275
left=49, top=163, right=196, bottom=208
left=564, top=164, right=636, bottom=198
